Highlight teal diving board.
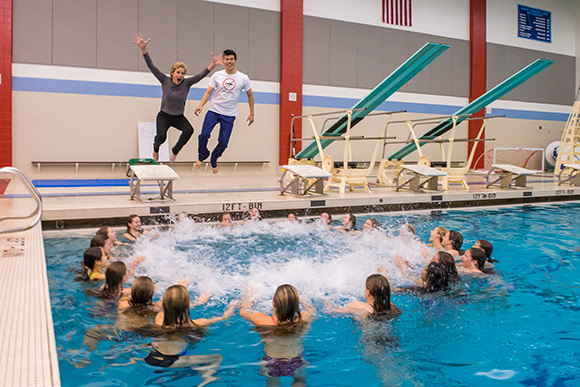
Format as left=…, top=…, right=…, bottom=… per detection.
left=295, top=42, right=450, bottom=160
left=388, top=59, right=554, bottom=160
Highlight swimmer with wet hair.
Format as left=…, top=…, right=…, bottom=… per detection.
left=117, top=276, right=159, bottom=330
left=123, top=214, right=149, bottom=242
left=459, top=248, right=494, bottom=275
left=474, top=239, right=497, bottom=264
left=287, top=212, right=298, bottom=222
left=420, top=261, right=450, bottom=292
left=389, top=255, right=449, bottom=293
left=434, top=251, right=460, bottom=283
left=81, top=246, right=107, bottom=281
left=96, top=226, right=123, bottom=246
left=249, top=208, right=262, bottom=221
left=240, top=284, right=314, bottom=326
left=155, top=284, right=236, bottom=329
left=118, top=276, right=155, bottom=310
left=428, top=226, right=448, bottom=250
left=442, top=229, right=463, bottom=256
left=146, top=284, right=235, bottom=375
left=319, top=212, right=332, bottom=225
left=331, top=274, right=401, bottom=319
left=240, top=284, right=315, bottom=384
left=96, top=261, right=129, bottom=299
left=90, top=233, right=115, bottom=260
left=334, top=213, right=356, bottom=233
left=219, top=212, right=233, bottom=228
left=363, top=218, right=381, bottom=231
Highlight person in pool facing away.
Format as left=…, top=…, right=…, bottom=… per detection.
left=392, top=251, right=460, bottom=285
left=240, top=284, right=316, bottom=385
left=331, top=274, right=402, bottom=320
left=117, top=276, right=159, bottom=330
left=145, top=284, right=236, bottom=372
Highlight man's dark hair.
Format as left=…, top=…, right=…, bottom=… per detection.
left=223, top=49, right=237, bottom=60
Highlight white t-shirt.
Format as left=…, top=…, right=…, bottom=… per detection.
left=208, top=70, right=252, bottom=117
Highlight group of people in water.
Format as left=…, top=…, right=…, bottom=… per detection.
left=76, top=211, right=497, bottom=384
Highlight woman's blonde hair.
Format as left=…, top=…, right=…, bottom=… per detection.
left=434, top=226, right=448, bottom=239
left=130, top=276, right=154, bottom=308
left=171, top=62, right=187, bottom=75
left=273, top=284, right=302, bottom=324
left=162, top=284, right=196, bottom=328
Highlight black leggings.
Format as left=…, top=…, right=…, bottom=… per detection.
left=154, top=111, right=194, bottom=155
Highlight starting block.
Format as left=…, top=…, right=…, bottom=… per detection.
left=486, top=164, right=535, bottom=189
left=280, top=165, right=332, bottom=196
left=129, top=165, right=179, bottom=202
left=558, top=164, right=580, bottom=186
left=395, top=164, right=447, bottom=192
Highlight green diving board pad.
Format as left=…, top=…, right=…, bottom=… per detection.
left=388, top=59, right=554, bottom=160
left=295, top=42, right=450, bottom=160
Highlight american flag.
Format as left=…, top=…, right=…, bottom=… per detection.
left=383, top=0, right=412, bottom=27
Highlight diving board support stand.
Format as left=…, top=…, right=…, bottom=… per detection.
left=555, top=101, right=580, bottom=174
left=558, top=164, right=580, bottom=186
left=395, top=165, right=447, bottom=192
left=485, top=164, right=535, bottom=189
left=280, top=165, right=332, bottom=196
left=129, top=165, right=179, bottom=202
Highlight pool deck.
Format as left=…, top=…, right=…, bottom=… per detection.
left=1, top=166, right=580, bottom=386
left=10, top=166, right=580, bottom=229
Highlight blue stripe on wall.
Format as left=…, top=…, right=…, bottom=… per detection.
left=12, top=77, right=278, bottom=104
left=13, top=77, right=567, bottom=121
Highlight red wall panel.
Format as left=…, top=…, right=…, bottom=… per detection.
left=279, top=0, right=303, bottom=165
left=0, top=0, right=11, bottom=167
left=469, top=0, right=486, bottom=169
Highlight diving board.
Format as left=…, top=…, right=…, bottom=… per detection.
left=395, top=164, right=447, bottom=192
left=558, top=164, right=580, bottom=186
left=129, top=165, right=179, bottom=202
left=280, top=165, right=332, bottom=196
left=485, top=164, right=535, bottom=189
left=388, top=59, right=554, bottom=160
left=295, top=42, right=450, bottom=160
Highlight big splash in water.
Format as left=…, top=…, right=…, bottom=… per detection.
left=130, top=217, right=428, bottom=308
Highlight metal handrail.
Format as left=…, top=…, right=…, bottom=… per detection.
left=0, top=167, right=43, bottom=234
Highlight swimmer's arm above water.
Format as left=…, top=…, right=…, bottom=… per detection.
left=300, top=298, right=316, bottom=322
left=175, top=279, right=211, bottom=307
left=192, top=292, right=211, bottom=307
left=391, top=253, right=418, bottom=283
left=193, top=300, right=239, bottom=327
left=118, top=296, right=131, bottom=310
left=239, top=294, right=276, bottom=326
left=326, top=300, right=371, bottom=316
left=128, top=256, right=146, bottom=278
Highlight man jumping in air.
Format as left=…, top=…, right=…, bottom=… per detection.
left=195, top=49, right=254, bottom=174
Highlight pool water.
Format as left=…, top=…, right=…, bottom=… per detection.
left=45, top=204, right=580, bottom=386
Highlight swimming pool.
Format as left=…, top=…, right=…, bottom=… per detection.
left=45, top=204, right=580, bottom=386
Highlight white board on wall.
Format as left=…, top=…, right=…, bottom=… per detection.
left=138, top=122, right=170, bottom=162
